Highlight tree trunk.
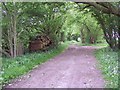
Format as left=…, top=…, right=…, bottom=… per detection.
left=80, top=29, right=85, bottom=43
left=8, top=25, right=14, bottom=57
left=118, top=18, right=120, bottom=50
left=13, top=3, right=17, bottom=58
left=13, top=14, right=17, bottom=58
left=17, top=41, right=24, bottom=56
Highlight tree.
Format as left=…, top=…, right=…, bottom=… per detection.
left=62, top=3, right=103, bottom=44
left=2, top=2, right=66, bottom=57
left=76, top=2, right=120, bottom=17
left=76, top=2, right=120, bottom=50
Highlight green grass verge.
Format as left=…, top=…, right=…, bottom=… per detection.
left=95, top=47, right=119, bottom=88
left=81, top=42, right=108, bottom=47
left=1, top=43, right=68, bottom=86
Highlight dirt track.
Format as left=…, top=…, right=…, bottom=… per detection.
left=5, top=45, right=105, bottom=88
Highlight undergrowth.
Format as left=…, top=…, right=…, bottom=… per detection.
left=1, top=43, right=68, bottom=87
left=95, top=47, right=119, bottom=88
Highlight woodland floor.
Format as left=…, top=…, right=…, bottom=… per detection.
left=5, top=45, right=105, bottom=88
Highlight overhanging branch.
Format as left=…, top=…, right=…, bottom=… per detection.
left=76, top=2, right=120, bottom=17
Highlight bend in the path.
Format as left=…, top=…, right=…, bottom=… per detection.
left=5, top=45, right=105, bottom=88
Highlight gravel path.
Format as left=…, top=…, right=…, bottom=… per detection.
left=5, top=45, right=105, bottom=88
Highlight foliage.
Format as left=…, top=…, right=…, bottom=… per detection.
left=62, top=3, right=104, bottom=44
left=1, top=43, right=68, bottom=86
left=81, top=42, right=108, bottom=47
left=79, top=11, right=103, bottom=44
left=24, top=3, right=66, bottom=46
left=2, top=2, right=119, bottom=58
left=95, top=47, right=119, bottom=88
left=86, top=2, right=120, bottom=50
left=1, top=2, right=120, bottom=89
left=2, top=2, right=66, bottom=57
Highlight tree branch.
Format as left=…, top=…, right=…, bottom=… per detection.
left=0, top=48, right=11, bottom=57
left=76, top=2, right=120, bottom=17
left=2, top=2, right=9, bottom=12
